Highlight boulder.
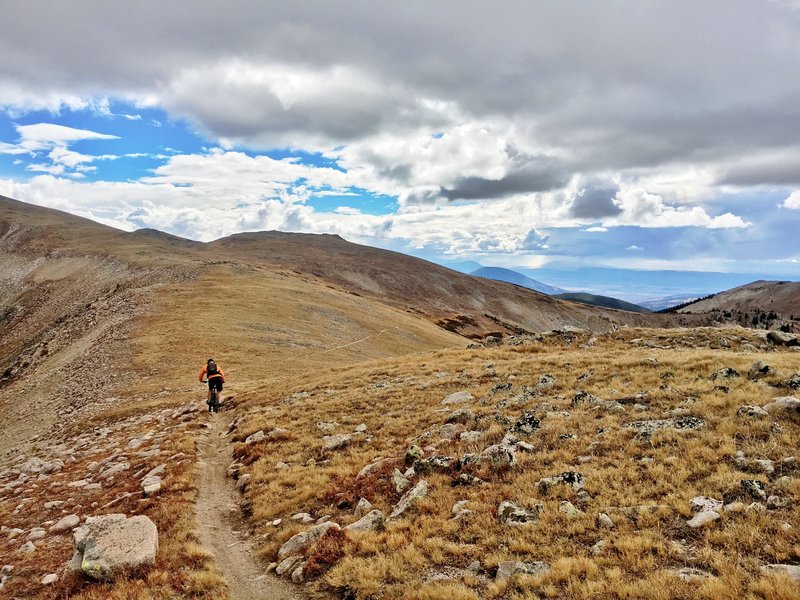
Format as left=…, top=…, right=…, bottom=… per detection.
left=322, top=434, right=351, bottom=451
left=446, top=408, right=475, bottom=424
left=392, top=468, right=411, bottom=494
left=495, top=560, right=550, bottom=581
left=388, top=480, right=428, bottom=520
left=687, top=510, right=720, bottom=528
left=480, top=444, right=516, bottom=469
left=787, top=372, right=800, bottom=390
left=559, top=501, right=581, bottom=517
left=625, top=416, right=705, bottom=433
left=736, top=405, right=769, bottom=418
left=413, top=456, right=455, bottom=474
left=278, top=522, right=340, bottom=559
left=316, top=421, right=337, bottom=432
left=459, top=431, right=485, bottom=444
left=766, top=331, right=799, bottom=347
left=741, top=479, right=767, bottom=500
left=356, top=457, right=394, bottom=479
left=497, top=501, right=542, bottom=526
left=69, top=514, right=158, bottom=580
left=141, top=475, right=162, bottom=496
left=41, top=573, right=58, bottom=585
left=690, top=496, right=723, bottom=514
left=50, top=514, right=80, bottom=533
left=536, top=471, right=585, bottom=494
left=354, top=498, right=374, bottom=518
left=596, top=513, right=614, bottom=529
left=344, top=509, right=384, bottom=532
left=244, top=430, right=265, bottom=444
left=747, top=361, right=770, bottom=379
left=442, top=391, right=474, bottom=405
left=763, top=396, right=800, bottom=414
left=711, top=367, right=740, bottom=381
left=276, top=555, right=303, bottom=576
left=510, top=411, right=541, bottom=435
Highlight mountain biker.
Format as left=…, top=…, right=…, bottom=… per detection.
left=199, top=358, right=225, bottom=408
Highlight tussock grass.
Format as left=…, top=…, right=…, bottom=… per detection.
left=230, top=327, right=799, bottom=599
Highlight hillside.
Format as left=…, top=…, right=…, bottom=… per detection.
left=554, top=292, right=651, bottom=314
left=470, top=266, right=566, bottom=295
left=2, top=195, right=798, bottom=600
left=676, top=281, right=800, bottom=332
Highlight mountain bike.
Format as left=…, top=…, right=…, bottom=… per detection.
left=202, top=380, right=221, bottom=412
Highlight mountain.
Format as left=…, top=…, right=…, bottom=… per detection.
left=675, top=280, right=800, bottom=331
left=515, top=266, right=797, bottom=304
left=436, top=259, right=484, bottom=274
left=554, top=292, right=651, bottom=313
left=470, top=266, right=565, bottom=295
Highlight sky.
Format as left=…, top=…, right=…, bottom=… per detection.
left=1, top=0, right=799, bottom=281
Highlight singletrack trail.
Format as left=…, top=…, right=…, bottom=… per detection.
left=196, top=409, right=300, bottom=600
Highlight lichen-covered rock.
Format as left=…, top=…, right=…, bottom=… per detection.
left=741, top=479, right=767, bottom=500
left=244, top=430, right=265, bottom=444
left=763, top=397, right=800, bottom=414
left=392, top=468, right=411, bottom=493
left=68, top=514, right=158, bottom=580
left=388, top=480, right=428, bottom=520
left=322, top=434, right=351, bottom=451
left=747, top=361, right=770, bottom=379
left=510, top=411, right=541, bottom=435
left=687, top=510, right=720, bottom=528
left=711, top=367, right=740, bottom=381
left=736, top=405, right=769, bottom=418
left=536, top=471, right=585, bottom=494
left=690, top=496, right=723, bottom=514
left=497, top=501, right=542, bottom=526
left=480, top=444, right=516, bottom=469
left=278, top=522, right=340, bottom=559
left=354, top=498, right=374, bottom=518
left=344, top=509, right=384, bottom=532
left=414, top=456, right=454, bottom=474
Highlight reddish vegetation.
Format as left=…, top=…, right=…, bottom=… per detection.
left=304, top=528, right=347, bottom=579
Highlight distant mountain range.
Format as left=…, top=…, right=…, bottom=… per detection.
left=470, top=266, right=566, bottom=295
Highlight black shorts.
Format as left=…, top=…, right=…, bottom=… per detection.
left=208, top=377, right=223, bottom=391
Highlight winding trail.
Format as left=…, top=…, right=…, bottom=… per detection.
left=196, top=410, right=300, bottom=600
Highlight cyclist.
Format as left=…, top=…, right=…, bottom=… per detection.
left=199, top=358, right=225, bottom=410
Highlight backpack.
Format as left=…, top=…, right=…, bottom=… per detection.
left=207, top=360, right=218, bottom=376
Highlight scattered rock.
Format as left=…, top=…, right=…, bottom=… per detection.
left=625, top=416, right=705, bottom=433
left=439, top=423, right=465, bottom=441
left=322, top=434, right=352, bottom=451
left=354, top=423, right=367, bottom=433
left=356, top=457, right=394, bottom=479
left=414, top=456, right=454, bottom=474
left=50, top=514, right=80, bottom=533
left=766, top=331, right=799, bottom=347
left=763, top=396, right=800, bottom=414
left=388, top=480, right=428, bottom=520
left=27, top=528, right=46, bottom=540
left=741, top=480, right=767, bottom=500
left=497, top=501, right=542, bottom=526
left=18, top=541, right=36, bottom=553
left=748, top=361, right=770, bottom=379
left=559, top=501, right=581, bottom=517
left=459, top=431, right=485, bottom=444
left=446, top=408, right=475, bottom=424
left=244, top=430, right=265, bottom=444
left=291, top=513, right=314, bottom=524
left=536, top=471, right=585, bottom=494
left=69, top=514, right=158, bottom=580
left=276, top=555, right=303, bottom=576
left=278, top=522, right=340, bottom=559
left=596, top=513, right=614, bottom=529
left=687, top=510, right=721, bottom=528
left=354, top=498, right=374, bottom=518
left=442, top=391, right=474, bottom=405
left=711, top=367, right=740, bottom=381
left=405, top=445, right=424, bottom=464
left=452, top=473, right=485, bottom=486
left=267, top=428, right=290, bottom=440
left=510, top=411, right=541, bottom=435
left=344, top=509, right=384, bottom=532
left=41, top=573, right=58, bottom=585
left=316, top=421, right=337, bottom=432
left=736, top=405, right=769, bottom=418
left=392, top=468, right=411, bottom=494
left=787, top=372, right=800, bottom=389
left=495, top=560, right=549, bottom=581
left=141, top=475, right=162, bottom=496
left=766, top=495, right=790, bottom=510
left=690, top=496, right=723, bottom=514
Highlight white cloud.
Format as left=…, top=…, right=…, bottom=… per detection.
left=626, top=245, right=644, bottom=251
left=584, top=226, right=608, bottom=232
left=783, top=190, right=800, bottom=209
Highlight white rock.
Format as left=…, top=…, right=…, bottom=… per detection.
left=690, top=496, right=723, bottom=514
left=495, top=560, right=550, bottom=581
left=141, top=475, right=162, bottom=496
left=344, top=509, right=384, bottom=532
left=686, top=510, right=720, bottom=528
left=388, top=480, right=428, bottom=520
left=761, top=564, right=800, bottom=581
left=442, top=391, right=474, bottom=405
left=69, top=514, right=158, bottom=580
left=41, top=573, right=58, bottom=585
left=18, top=541, right=36, bottom=553
left=278, top=522, right=340, bottom=559
left=244, top=430, right=265, bottom=444
left=50, top=514, right=80, bottom=533
left=596, top=513, right=614, bottom=529
left=322, top=434, right=352, bottom=451
left=27, top=528, right=46, bottom=540
left=354, top=498, right=374, bottom=518
left=354, top=423, right=368, bottom=433
left=763, top=397, right=800, bottom=414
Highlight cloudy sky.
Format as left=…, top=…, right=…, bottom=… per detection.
left=1, top=0, right=799, bottom=279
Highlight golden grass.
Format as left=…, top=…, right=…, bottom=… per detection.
left=228, top=327, right=799, bottom=599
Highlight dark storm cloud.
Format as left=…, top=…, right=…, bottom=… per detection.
left=569, top=184, right=623, bottom=220
left=2, top=1, right=800, bottom=193
left=440, top=155, right=568, bottom=200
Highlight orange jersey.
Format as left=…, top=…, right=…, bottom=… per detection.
left=199, top=366, right=225, bottom=382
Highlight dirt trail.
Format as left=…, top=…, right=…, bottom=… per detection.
left=196, top=409, right=301, bottom=600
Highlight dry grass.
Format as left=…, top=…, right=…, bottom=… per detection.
left=228, top=327, right=799, bottom=599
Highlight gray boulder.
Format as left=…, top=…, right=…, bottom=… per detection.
left=766, top=331, right=799, bottom=347
left=50, top=514, right=80, bottom=534
left=388, top=480, right=428, bottom=520
left=442, top=391, right=474, bottom=405
left=344, top=510, right=384, bottom=533
left=69, top=514, right=158, bottom=580
left=748, top=361, right=770, bottom=379
left=278, top=522, right=340, bottom=560
left=763, top=396, right=800, bottom=414
left=497, top=501, right=542, bottom=526
left=322, top=434, right=352, bottom=451
left=736, top=405, right=769, bottom=418
left=761, top=564, right=800, bottom=581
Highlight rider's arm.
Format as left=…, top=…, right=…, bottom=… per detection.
left=198, top=367, right=206, bottom=382
left=219, top=368, right=225, bottom=383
